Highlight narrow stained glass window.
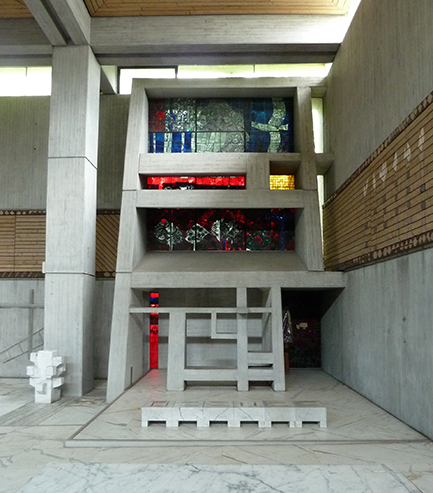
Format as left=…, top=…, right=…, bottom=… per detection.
left=145, top=175, right=245, bottom=190
left=150, top=292, right=159, bottom=369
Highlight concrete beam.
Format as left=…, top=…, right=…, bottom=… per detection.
left=48, top=0, right=91, bottom=45
left=24, top=0, right=67, bottom=46
left=90, top=15, right=346, bottom=65
left=96, top=48, right=339, bottom=67
left=135, top=77, right=327, bottom=100
left=91, top=15, right=347, bottom=53
left=24, top=0, right=90, bottom=47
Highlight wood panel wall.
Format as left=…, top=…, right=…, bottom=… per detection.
left=0, top=211, right=45, bottom=276
left=0, top=211, right=120, bottom=277
left=95, top=211, right=120, bottom=276
left=0, top=0, right=350, bottom=18
left=84, top=0, right=351, bottom=17
left=324, top=90, right=433, bottom=271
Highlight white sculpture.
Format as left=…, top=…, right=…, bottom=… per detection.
left=27, top=350, right=66, bottom=403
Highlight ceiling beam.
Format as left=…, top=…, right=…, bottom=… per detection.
left=23, top=0, right=67, bottom=46
left=97, top=48, right=339, bottom=67
left=0, top=13, right=349, bottom=67
left=90, top=14, right=347, bottom=64
left=47, top=0, right=91, bottom=45
left=24, top=0, right=91, bottom=46
left=91, top=14, right=348, bottom=51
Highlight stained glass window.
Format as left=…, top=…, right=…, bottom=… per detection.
left=147, top=209, right=295, bottom=252
left=245, top=209, right=295, bottom=251
left=145, top=175, right=245, bottom=190
left=149, top=98, right=294, bottom=154
left=269, top=175, right=295, bottom=190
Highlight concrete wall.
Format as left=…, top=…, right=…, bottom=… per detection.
left=323, top=0, right=433, bottom=439
left=0, top=278, right=113, bottom=379
left=0, top=95, right=129, bottom=211
left=325, top=0, right=433, bottom=195
left=0, top=97, right=50, bottom=210
left=0, top=280, right=44, bottom=377
left=322, top=250, right=433, bottom=438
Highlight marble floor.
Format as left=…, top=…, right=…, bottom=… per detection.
left=1, top=370, right=433, bottom=492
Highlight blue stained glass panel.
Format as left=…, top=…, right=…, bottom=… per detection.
left=246, top=131, right=271, bottom=153
left=251, top=98, right=274, bottom=125
left=156, top=133, right=165, bottom=153
left=171, top=132, right=182, bottom=153
left=184, top=132, right=192, bottom=153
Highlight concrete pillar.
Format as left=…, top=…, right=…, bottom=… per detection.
left=294, top=86, right=324, bottom=271
left=44, top=46, right=100, bottom=396
left=106, top=81, right=148, bottom=402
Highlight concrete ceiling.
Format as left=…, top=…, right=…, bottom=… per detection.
left=0, top=0, right=352, bottom=18
left=0, top=0, right=359, bottom=70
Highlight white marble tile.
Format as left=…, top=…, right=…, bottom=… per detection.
left=16, top=463, right=421, bottom=493
left=0, top=398, right=29, bottom=418
left=73, top=370, right=423, bottom=444
left=1, top=372, right=433, bottom=493
left=39, top=403, right=106, bottom=426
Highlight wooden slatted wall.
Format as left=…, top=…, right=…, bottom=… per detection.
left=0, top=0, right=351, bottom=18
left=0, top=212, right=45, bottom=276
left=84, top=0, right=350, bottom=17
left=0, top=1, right=32, bottom=18
left=324, top=90, right=433, bottom=271
left=95, top=212, right=120, bottom=276
left=0, top=213, right=16, bottom=272
left=0, top=211, right=120, bottom=277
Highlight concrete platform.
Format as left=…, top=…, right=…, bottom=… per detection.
left=131, top=251, right=346, bottom=289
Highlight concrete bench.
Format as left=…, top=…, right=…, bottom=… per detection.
left=141, top=401, right=327, bottom=428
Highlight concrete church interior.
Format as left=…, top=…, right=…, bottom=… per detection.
left=1, top=0, right=433, bottom=491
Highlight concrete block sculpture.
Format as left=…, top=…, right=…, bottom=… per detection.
left=27, top=350, right=66, bottom=403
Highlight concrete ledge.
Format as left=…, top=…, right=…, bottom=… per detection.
left=142, top=401, right=327, bottom=428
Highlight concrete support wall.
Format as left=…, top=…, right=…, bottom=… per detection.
left=44, top=46, right=100, bottom=396
left=322, top=249, right=433, bottom=438
left=323, top=0, right=433, bottom=439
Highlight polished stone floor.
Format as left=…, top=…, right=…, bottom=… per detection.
left=1, top=370, right=433, bottom=492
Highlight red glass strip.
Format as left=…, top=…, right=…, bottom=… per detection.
left=145, top=176, right=245, bottom=190
left=149, top=292, right=159, bottom=368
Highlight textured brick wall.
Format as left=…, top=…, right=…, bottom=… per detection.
left=324, top=91, right=433, bottom=271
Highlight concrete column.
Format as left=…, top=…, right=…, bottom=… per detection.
left=106, top=81, right=148, bottom=402
left=294, top=86, right=324, bottom=271
left=44, top=46, right=100, bottom=396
